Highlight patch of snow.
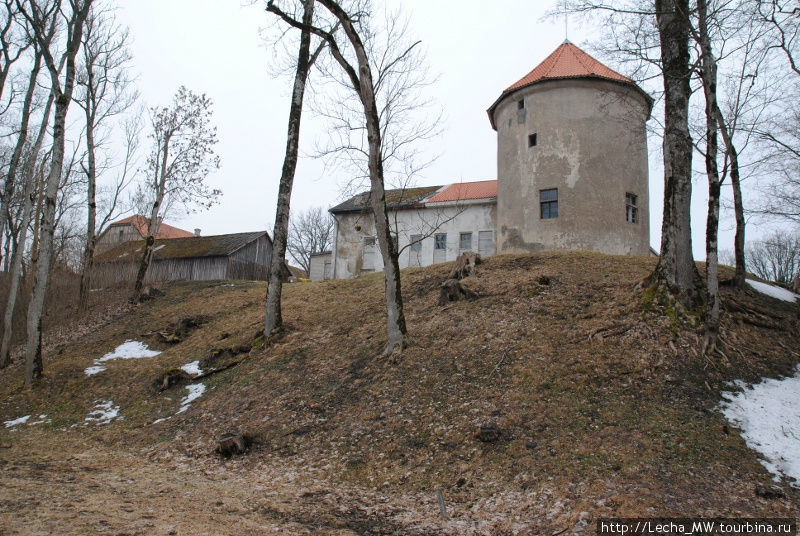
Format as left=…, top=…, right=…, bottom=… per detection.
left=84, top=400, right=122, bottom=425
left=746, top=279, right=799, bottom=303
left=4, top=415, right=30, bottom=428
left=85, top=340, right=161, bottom=376
left=152, top=417, right=170, bottom=424
left=180, top=360, right=202, bottom=376
left=29, top=414, right=50, bottom=425
left=97, top=340, right=161, bottom=362
left=721, top=366, right=800, bottom=486
left=176, top=383, right=205, bottom=414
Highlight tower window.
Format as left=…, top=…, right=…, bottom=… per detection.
left=528, top=133, right=537, bottom=147
left=434, top=233, right=447, bottom=250
left=364, top=236, right=376, bottom=246
left=540, top=189, right=558, bottom=219
left=626, top=193, right=638, bottom=223
left=517, top=99, right=525, bottom=110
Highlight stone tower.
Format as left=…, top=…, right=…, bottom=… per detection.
left=487, top=41, right=652, bottom=256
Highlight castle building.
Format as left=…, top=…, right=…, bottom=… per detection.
left=311, top=42, right=652, bottom=281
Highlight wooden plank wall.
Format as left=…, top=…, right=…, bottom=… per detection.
left=227, top=235, right=271, bottom=281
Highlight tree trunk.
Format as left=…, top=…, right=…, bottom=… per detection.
left=133, top=133, right=169, bottom=301
left=698, top=0, right=720, bottom=352
left=78, top=107, right=98, bottom=310
left=264, top=0, right=315, bottom=338
left=730, top=154, right=745, bottom=288
left=714, top=107, right=746, bottom=289
left=25, top=94, right=70, bottom=386
left=24, top=1, right=92, bottom=387
left=650, top=0, right=703, bottom=310
left=0, top=90, right=55, bottom=369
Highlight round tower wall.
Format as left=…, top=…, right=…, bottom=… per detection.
left=494, top=78, right=651, bottom=256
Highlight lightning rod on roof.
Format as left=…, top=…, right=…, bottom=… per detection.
left=564, top=0, right=570, bottom=42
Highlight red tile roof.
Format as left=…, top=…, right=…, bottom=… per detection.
left=426, top=180, right=497, bottom=203
left=487, top=42, right=651, bottom=130
left=111, top=215, right=194, bottom=239
left=505, top=41, right=632, bottom=93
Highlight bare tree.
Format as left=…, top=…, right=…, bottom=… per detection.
left=757, top=0, right=800, bottom=75
left=264, top=0, right=325, bottom=337
left=746, top=229, right=800, bottom=283
left=17, top=0, right=93, bottom=387
left=132, top=86, right=220, bottom=300
left=267, top=0, right=438, bottom=354
left=286, top=205, right=333, bottom=274
left=0, top=88, right=53, bottom=369
left=0, top=0, right=36, bottom=266
left=74, top=2, right=137, bottom=309
left=0, top=0, right=29, bottom=112
left=0, top=14, right=45, bottom=273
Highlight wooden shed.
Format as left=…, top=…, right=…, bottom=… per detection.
left=92, top=231, right=288, bottom=286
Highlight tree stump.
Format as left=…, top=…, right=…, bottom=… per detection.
left=439, top=279, right=478, bottom=305
left=154, top=369, right=192, bottom=392
left=137, top=286, right=164, bottom=302
left=215, top=433, right=252, bottom=458
left=449, top=252, right=482, bottom=280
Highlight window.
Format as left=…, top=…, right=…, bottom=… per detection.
left=459, top=232, right=473, bottom=251
left=540, top=188, right=558, bottom=219
left=434, top=233, right=447, bottom=250
left=410, top=234, right=422, bottom=252
left=528, top=133, right=537, bottom=147
left=364, top=236, right=375, bottom=246
left=517, top=99, right=525, bottom=110
left=626, top=193, right=638, bottom=223
left=118, top=229, right=124, bottom=241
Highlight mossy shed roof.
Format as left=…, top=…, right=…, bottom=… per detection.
left=329, top=185, right=442, bottom=214
left=95, top=231, right=270, bottom=263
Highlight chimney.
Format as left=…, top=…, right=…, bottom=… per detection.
left=194, top=228, right=201, bottom=237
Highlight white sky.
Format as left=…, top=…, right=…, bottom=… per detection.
left=113, top=0, right=778, bottom=259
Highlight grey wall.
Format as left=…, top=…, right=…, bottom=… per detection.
left=228, top=235, right=271, bottom=280
left=493, top=78, right=651, bottom=256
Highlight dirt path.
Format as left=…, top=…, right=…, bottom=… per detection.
left=0, top=435, right=456, bottom=536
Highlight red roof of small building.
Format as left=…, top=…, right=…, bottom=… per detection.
left=505, top=41, right=632, bottom=93
left=426, top=180, right=497, bottom=203
left=111, top=215, right=194, bottom=239
left=487, top=41, right=652, bottom=129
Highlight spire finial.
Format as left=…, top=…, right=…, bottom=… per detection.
left=564, top=0, right=569, bottom=42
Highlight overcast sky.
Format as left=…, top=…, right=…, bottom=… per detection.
left=114, top=0, right=770, bottom=259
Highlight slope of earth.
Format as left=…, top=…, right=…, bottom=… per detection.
left=1, top=251, right=799, bottom=535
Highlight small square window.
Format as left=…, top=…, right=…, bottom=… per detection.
left=540, top=188, right=558, bottom=219
left=626, top=193, right=638, bottom=223
left=364, top=236, right=376, bottom=246
left=434, top=233, right=447, bottom=250
left=459, top=232, right=473, bottom=251
left=517, top=99, right=525, bottom=110
left=410, top=234, right=422, bottom=252
left=528, top=133, right=537, bottom=147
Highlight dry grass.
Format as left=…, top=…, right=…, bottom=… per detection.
left=1, top=251, right=799, bottom=535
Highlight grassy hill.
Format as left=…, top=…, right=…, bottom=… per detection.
left=1, top=251, right=798, bottom=535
